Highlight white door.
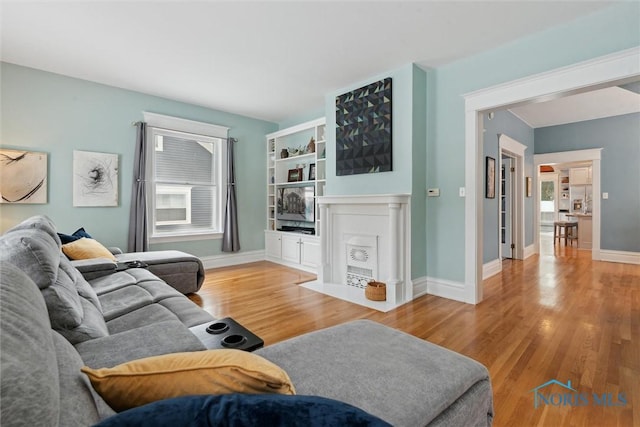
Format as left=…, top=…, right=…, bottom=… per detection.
left=501, top=157, right=514, bottom=259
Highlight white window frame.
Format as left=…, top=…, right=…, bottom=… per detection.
left=143, top=112, right=228, bottom=243
left=155, top=184, right=192, bottom=226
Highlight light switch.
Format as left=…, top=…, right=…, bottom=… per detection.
left=459, top=187, right=465, bottom=197
left=602, top=192, right=608, bottom=199
left=427, top=188, right=440, bottom=197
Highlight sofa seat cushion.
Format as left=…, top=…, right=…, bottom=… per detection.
left=82, top=349, right=296, bottom=412
left=89, top=271, right=138, bottom=296
left=256, top=320, right=493, bottom=427
left=95, top=394, right=391, bottom=427
left=76, top=320, right=207, bottom=368
left=106, top=304, right=181, bottom=335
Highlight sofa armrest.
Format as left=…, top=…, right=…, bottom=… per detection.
left=108, top=247, right=123, bottom=255
left=71, top=258, right=117, bottom=280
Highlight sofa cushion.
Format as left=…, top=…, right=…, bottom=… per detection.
left=95, top=394, right=391, bottom=427
left=256, top=320, right=493, bottom=427
left=62, top=237, right=117, bottom=261
left=75, top=320, right=207, bottom=368
left=57, top=226, right=92, bottom=244
left=1, top=262, right=61, bottom=426
left=82, top=349, right=296, bottom=412
left=0, top=228, right=60, bottom=289
left=51, top=331, right=106, bottom=424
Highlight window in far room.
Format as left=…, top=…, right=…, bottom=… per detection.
left=144, top=113, right=228, bottom=243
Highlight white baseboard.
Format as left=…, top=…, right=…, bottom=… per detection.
left=426, top=276, right=466, bottom=303
left=599, top=249, right=640, bottom=265
left=412, top=276, right=429, bottom=299
left=524, top=244, right=536, bottom=259
left=201, top=250, right=265, bottom=270
left=482, top=258, right=501, bottom=280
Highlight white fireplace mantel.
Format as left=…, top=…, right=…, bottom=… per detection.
left=302, top=193, right=412, bottom=312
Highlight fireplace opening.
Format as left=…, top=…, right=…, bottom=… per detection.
left=345, top=234, right=378, bottom=289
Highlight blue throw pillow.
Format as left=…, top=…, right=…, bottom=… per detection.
left=95, top=394, right=391, bottom=427
left=57, top=227, right=93, bottom=244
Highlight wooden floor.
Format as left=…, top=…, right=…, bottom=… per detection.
left=189, top=235, right=639, bottom=427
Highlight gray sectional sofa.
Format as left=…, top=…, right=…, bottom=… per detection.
left=0, top=215, right=494, bottom=426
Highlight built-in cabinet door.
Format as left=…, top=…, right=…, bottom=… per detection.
left=281, top=234, right=301, bottom=264
left=265, top=232, right=282, bottom=259
left=300, top=237, right=320, bottom=268
left=569, top=167, right=591, bottom=185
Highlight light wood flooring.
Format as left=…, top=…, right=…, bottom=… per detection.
left=189, top=237, right=639, bottom=427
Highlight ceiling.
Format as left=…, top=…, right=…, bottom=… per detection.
left=0, top=1, right=621, bottom=123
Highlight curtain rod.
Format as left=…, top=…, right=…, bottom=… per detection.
left=131, top=121, right=236, bottom=142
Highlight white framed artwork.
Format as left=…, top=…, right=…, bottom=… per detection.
left=0, top=149, right=48, bottom=204
left=73, top=150, right=118, bottom=207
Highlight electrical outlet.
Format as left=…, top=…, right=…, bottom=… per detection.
left=602, top=192, right=609, bottom=199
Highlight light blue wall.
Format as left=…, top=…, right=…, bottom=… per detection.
left=320, top=63, right=428, bottom=279
left=324, top=64, right=415, bottom=196
left=535, top=113, right=640, bottom=252
left=0, top=63, right=278, bottom=256
left=427, top=2, right=640, bottom=282
left=482, top=110, right=535, bottom=263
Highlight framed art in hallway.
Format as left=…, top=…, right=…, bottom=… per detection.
left=485, top=156, right=495, bottom=199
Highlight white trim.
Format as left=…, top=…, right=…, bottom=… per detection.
left=267, top=117, right=325, bottom=139
left=426, top=276, right=468, bottom=303
left=482, top=258, right=502, bottom=280
left=524, top=244, right=536, bottom=259
left=533, top=148, right=602, bottom=260
left=534, top=148, right=602, bottom=164
left=599, top=250, right=640, bottom=265
left=464, top=47, right=640, bottom=304
left=264, top=257, right=317, bottom=274
left=201, top=250, right=265, bottom=270
left=499, top=134, right=527, bottom=261
left=412, top=276, right=429, bottom=299
left=143, top=112, right=229, bottom=139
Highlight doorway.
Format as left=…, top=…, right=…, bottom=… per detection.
left=463, top=48, right=637, bottom=304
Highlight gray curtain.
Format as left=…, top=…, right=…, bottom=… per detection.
left=222, top=137, right=240, bottom=252
left=127, top=122, right=149, bottom=252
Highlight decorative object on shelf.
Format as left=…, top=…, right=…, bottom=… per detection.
left=526, top=177, right=532, bottom=197
left=485, top=156, right=495, bottom=199
left=336, top=77, right=392, bottom=176
left=280, top=148, right=289, bottom=159
left=287, top=168, right=303, bottom=182
left=309, top=163, right=316, bottom=181
left=73, top=150, right=118, bottom=207
left=307, top=137, right=316, bottom=154
left=0, top=148, right=48, bottom=204
left=321, top=147, right=326, bottom=159
left=365, top=281, right=386, bottom=301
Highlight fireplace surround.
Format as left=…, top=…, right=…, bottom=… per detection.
left=301, top=194, right=412, bottom=312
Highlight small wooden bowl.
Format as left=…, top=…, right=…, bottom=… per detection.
left=365, top=281, right=386, bottom=301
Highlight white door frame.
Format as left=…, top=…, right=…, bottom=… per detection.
left=463, top=47, right=639, bottom=304
left=534, top=150, right=602, bottom=258
left=498, top=134, right=527, bottom=261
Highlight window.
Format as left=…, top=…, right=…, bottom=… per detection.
left=144, top=113, right=228, bottom=242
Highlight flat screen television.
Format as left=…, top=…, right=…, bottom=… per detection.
left=277, top=186, right=315, bottom=222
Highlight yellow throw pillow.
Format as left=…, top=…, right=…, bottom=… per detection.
left=61, top=237, right=116, bottom=261
left=81, top=349, right=296, bottom=412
